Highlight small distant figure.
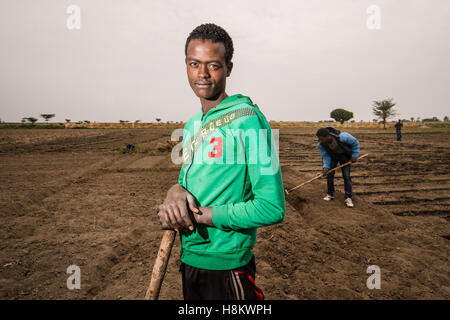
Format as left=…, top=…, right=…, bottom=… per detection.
left=394, top=120, right=403, bottom=141
left=126, top=144, right=135, bottom=151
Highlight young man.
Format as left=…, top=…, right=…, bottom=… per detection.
left=156, top=24, right=285, bottom=300
left=316, top=127, right=360, bottom=208
left=394, top=119, right=403, bottom=141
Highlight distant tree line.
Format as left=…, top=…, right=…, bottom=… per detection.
left=7, top=108, right=447, bottom=126
left=327, top=98, right=448, bottom=128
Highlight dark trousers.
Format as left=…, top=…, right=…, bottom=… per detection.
left=396, top=130, right=402, bottom=141
left=180, top=255, right=264, bottom=300
left=327, top=154, right=352, bottom=199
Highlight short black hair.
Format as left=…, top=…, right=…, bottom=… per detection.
left=185, top=23, right=234, bottom=65
left=316, top=128, right=330, bottom=137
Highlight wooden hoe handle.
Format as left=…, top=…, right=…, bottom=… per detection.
left=145, top=230, right=177, bottom=300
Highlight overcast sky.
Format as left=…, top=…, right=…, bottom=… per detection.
left=0, top=0, right=449, bottom=123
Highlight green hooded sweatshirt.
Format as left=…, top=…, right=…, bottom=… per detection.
left=178, top=94, right=285, bottom=270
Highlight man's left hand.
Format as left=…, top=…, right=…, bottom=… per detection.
left=351, top=157, right=358, bottom=163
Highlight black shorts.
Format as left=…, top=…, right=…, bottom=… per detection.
left=180, top=255, right=264, bottom=300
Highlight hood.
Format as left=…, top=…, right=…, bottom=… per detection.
left=201, top=94, right=254, bottom=120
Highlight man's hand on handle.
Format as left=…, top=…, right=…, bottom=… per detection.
left=156, top=184, right=214, bottom=232
left=322, top=157, right=357, bottom=176
left=157, top=184, right=199, bottom=231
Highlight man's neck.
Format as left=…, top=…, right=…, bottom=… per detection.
left=201, top=92, right=228, bottom=116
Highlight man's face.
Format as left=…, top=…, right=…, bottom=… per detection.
left=319, top=135, right=332, bottom=144
left=185, top=39, right=232, bottom=100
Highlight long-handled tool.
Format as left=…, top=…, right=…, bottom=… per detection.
left=285, top=153, right=369, bottom=195
left=145, top=230, right=177, bottom=300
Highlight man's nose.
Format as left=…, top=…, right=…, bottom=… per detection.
left=198, top=64, right=210, bottom=78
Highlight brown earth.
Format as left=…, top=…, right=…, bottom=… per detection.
left=0, top=128, right=448, bottom=299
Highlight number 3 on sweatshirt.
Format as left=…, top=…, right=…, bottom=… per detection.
left=208, top=137, right=223, bottom=158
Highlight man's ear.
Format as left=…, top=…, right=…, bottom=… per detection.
left=226, top=62, right=233, bottom=77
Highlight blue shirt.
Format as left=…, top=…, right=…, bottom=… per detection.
left=318, top=132, right=360, bottom=170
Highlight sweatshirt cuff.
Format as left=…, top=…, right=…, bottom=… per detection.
left=211, top=205, right=230, bottom=230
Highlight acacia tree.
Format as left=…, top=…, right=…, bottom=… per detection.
left=330, top=108, right=354, bottom=124
left=40, top=114, right=55, bottom=122
left=372, top=98, right=396, bottom=129
left=26, top=117, right=38, bottom=125
left=155, top=118, right=161, bottom=123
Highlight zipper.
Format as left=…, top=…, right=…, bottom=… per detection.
left=184, top=150, right=194, bottom=190
left=184, top=117, right=203, bottom=190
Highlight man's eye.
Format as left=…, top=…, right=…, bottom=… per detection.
left=209, top=64, right=220, bottom=70
left=190, top=62, right=198, bottom=67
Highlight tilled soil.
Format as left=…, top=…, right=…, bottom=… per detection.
left=0, top=128, right=448, bottom=299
